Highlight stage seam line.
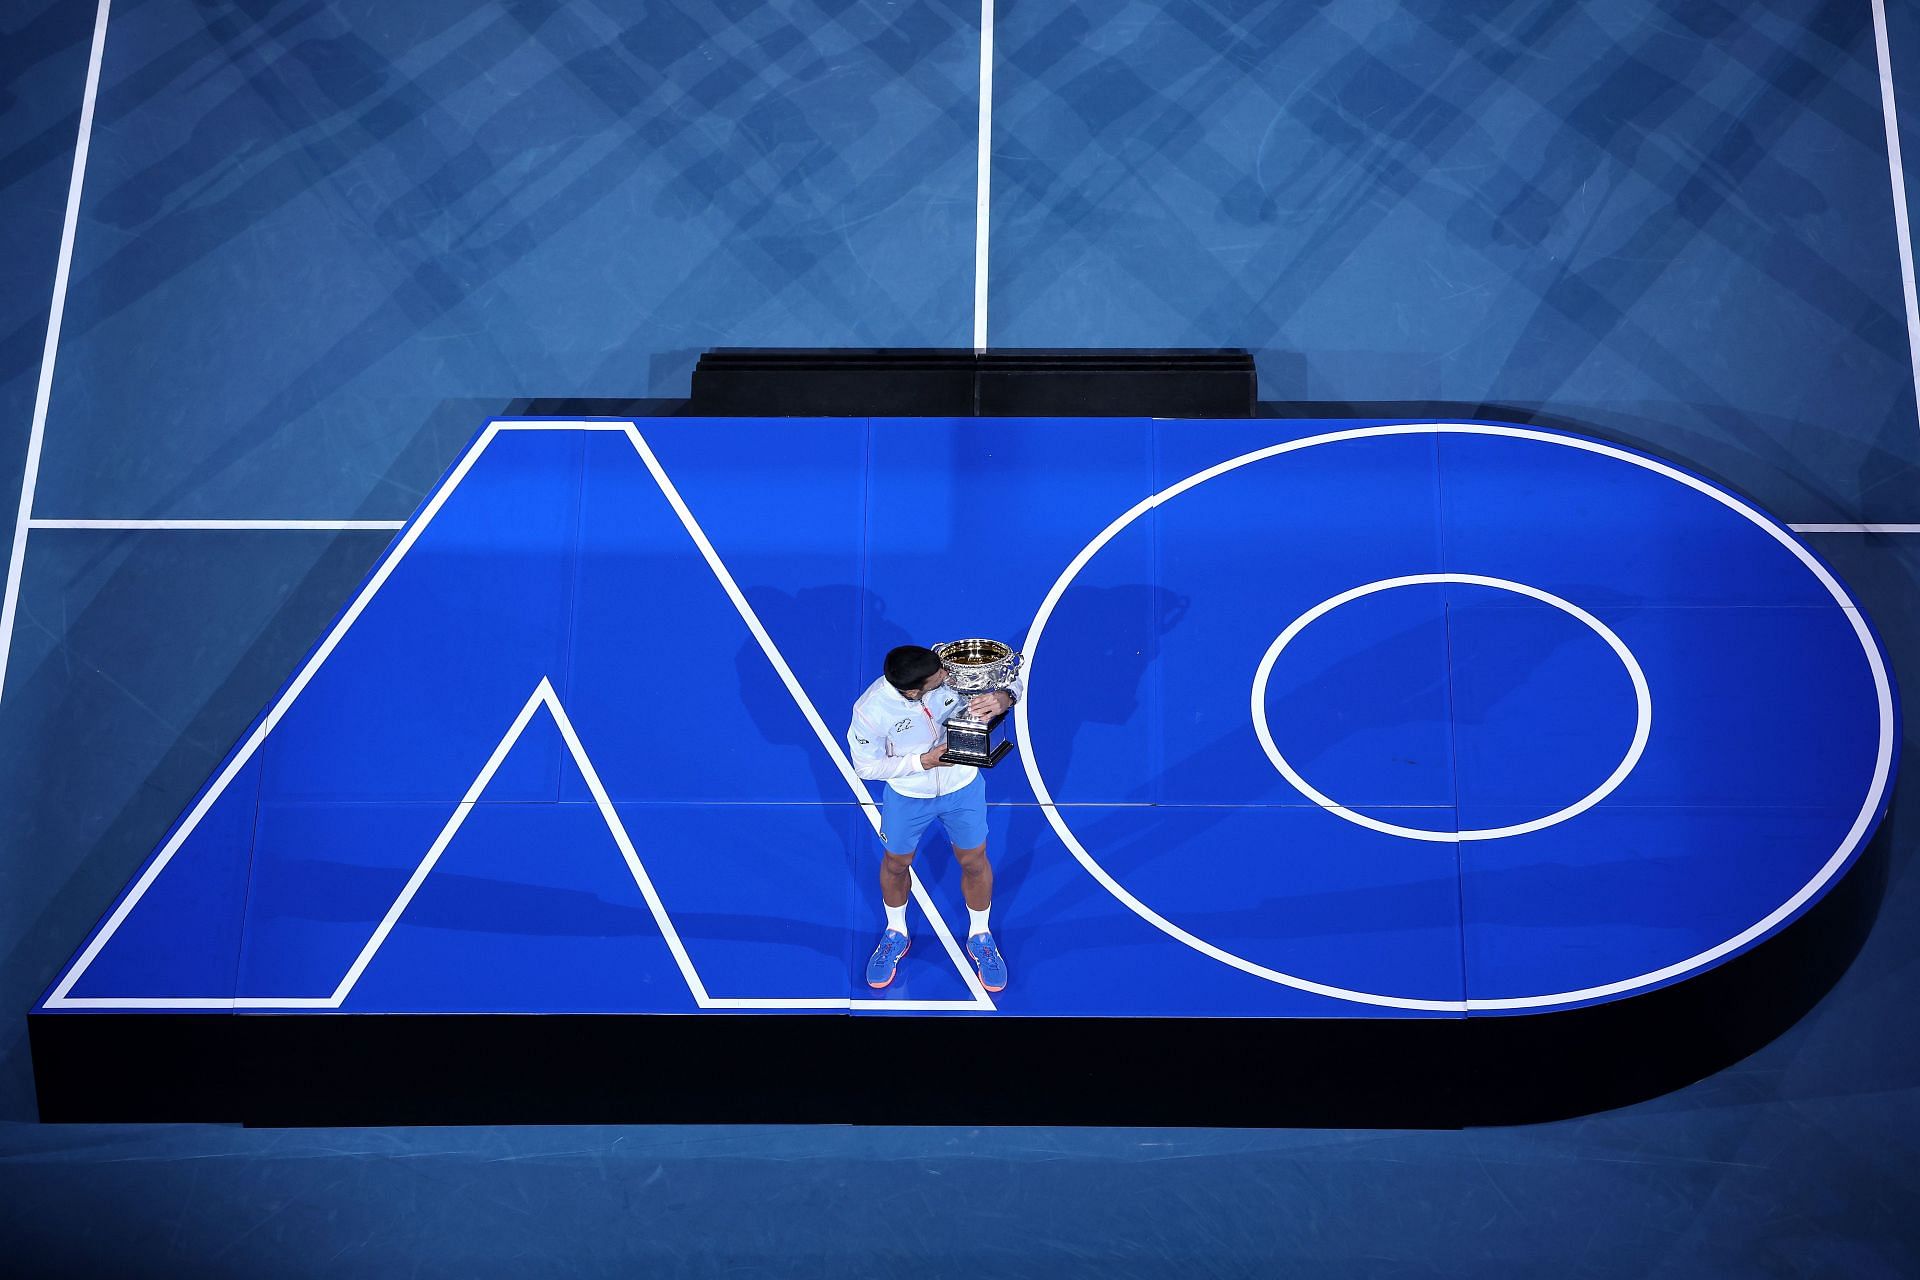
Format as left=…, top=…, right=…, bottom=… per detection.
left=0, top=0, right=112, bottom=705
left=1873, top=0, right=1920, bottom=435
left=17, top=519, right=1920, bottom=535
left=28, top=519, right=405, bottom=531
left=973, top=0, right=994, bottom=352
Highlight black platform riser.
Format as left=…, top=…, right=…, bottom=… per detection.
left=688, top=349, right=1257, bottom=418
left=31, top=819, right=1884, bottom=1129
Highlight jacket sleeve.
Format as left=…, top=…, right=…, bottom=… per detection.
left=848, top=704, right=926, bottom=781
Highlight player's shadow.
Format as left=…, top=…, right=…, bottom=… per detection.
left=1031, top=583, right=1190, bottom=800
left=732, top=581, right=913, bottom=812
left=1010, top=609, right=1448, bottom=928
left=732, top=585, right=926, bottom=953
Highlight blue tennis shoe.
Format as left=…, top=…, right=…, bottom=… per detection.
left=865, top=929, right=911, bottom=989
left=966, top=931, right=1007, bottom=993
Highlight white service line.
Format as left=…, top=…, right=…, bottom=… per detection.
left=973, top=0, right=994, bottom=352
left=29, top=518, right=405, bottom=531
left=1791, top=522, right=1920, bottom=533
left=0, top=0, right=112, bottom=704
left=1873, top=0, right=1920, bottom=436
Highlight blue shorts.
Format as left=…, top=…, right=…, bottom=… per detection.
left=879, top=774, right=988, bottom=855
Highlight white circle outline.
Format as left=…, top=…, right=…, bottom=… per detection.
left=1249, top=573, right=1652, bottom=843
left=1015, top=424, right=1896, bottom=1013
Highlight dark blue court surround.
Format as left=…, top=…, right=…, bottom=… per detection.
left=35, top=419, right=1899, bottom=1028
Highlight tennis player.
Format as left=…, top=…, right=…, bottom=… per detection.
left=847, top=644, right=1021, bottom=993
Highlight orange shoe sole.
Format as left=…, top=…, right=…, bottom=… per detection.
left=866, top=938, right=910, bottom=989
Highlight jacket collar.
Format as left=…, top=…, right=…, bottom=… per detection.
left=883, top=680, right=957, bottom=711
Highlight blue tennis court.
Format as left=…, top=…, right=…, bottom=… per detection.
left=6, top=0, right=1920, bottom=1274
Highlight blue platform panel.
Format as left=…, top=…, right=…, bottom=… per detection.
left=1148, top=426, right=1448, bottom=807
left=38, top=419, right=1897, bottom=1021
left=56, top=755, right=264, bottom=1004
left=560, top=422, right=870, bottom=805
left=864, top=417, right=1159, bottom=806
left=254, top=428, right=582, bottom=806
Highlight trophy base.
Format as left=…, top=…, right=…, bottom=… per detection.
left=942, top=739, right=1012, bottom=769
left=943, top=712, right=1014, bottom=768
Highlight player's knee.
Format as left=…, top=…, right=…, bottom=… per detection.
left=882, top=850, right=916, bottom=874
left=953, top=843, right=988, bottom=872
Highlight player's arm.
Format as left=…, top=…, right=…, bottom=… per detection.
left=847, top=706, right=937, bottom=779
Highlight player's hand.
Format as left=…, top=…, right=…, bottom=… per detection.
left=920, top=744, right=948, bottom=769
left=969, top=692, right=1011, bottom=718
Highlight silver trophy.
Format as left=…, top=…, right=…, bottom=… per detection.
left=934, top=638, right=1024, bottom=767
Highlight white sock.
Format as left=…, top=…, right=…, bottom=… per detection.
left=885, top=902, right=908, bottom=936
left=968, top=906, right=991, bottom=937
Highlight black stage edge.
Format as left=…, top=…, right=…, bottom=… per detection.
left=31, top=818, right=1887, bottom=1128
left=685, top=349, right=1257, bottom=418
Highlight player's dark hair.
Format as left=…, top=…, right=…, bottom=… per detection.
left=884, top=645, right=943, bottom=692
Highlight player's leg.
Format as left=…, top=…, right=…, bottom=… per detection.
left=942, top=776, right=1006, bottom=992
left=880, top=850, right=915, bottom=916
left=951, top=843, right=992, bottom=918
left=867, top=790, right=933, bottom=989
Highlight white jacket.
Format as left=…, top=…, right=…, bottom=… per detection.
left=846, top=672, right=1025, bottom=798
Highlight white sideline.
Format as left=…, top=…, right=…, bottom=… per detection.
left=973, top=0, right=994, bottom=352
left=1873, top=0, right=1920, bottom=437
left=0, top=0, right=112, bottom=706
left=1791, top=523, right=1920, bottom=533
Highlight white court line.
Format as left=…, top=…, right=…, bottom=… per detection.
left=330, top=681, right=715, bottom=1008
left=1251, top=574, right=1653, bottom=843
left=973, top=0, right=994, bottom=352
left=1791, top=522, right=1920, bottom=533
left=47, top=422, right=992, bottom=1012
left=44, top=419, right=517, bottom=1007
left=0, top=0, right=112, bottom=705
left=61, top=680, right=882, bottom=1011
left=1873, top=0, right=1920, bottom=435
left=28, top=518, right=405, bottom=531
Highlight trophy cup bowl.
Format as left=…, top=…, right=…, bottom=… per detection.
left=934, top=638, right=1023, bottom=768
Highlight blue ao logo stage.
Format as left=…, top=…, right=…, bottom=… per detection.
left=1015, top=424, right=1896, bottom=1014
left=40, top=421, right=1897, bottom=1020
